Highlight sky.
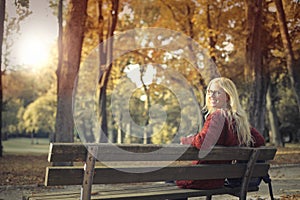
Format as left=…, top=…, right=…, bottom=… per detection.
left=6, top=0, right=58, bottom=68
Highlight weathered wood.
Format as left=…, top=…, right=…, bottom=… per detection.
left=45, top=163, right=269, bottom=186
left=27, top=182, right=260, bottom=200
left=28, top=191, right=80, bottom=200
left=48, top=143, right=276, bottom=162
left=240, top=149, right=261, bottom=200
left=40, top=143, right=277, bottom=200
left=45, top=167, right=83, bottom=186
left=48, top=143, right=87, bottom=162
left=89, top=185, right=259, bottom=200
left=81, top=146, right=97, bottom=200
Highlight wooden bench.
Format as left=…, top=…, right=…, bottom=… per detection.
left=27, top=143, right=277, bottom=200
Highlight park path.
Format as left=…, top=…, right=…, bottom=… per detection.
left=0, top=164, right=299, bottom=200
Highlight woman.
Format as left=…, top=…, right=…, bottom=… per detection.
left=176, top=77, right=265, bottom=190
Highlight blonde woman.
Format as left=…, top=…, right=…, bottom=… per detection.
left=176, top=77, right=265, bottom=190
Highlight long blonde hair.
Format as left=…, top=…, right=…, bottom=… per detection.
left=204, top=77, right=254, bottom=146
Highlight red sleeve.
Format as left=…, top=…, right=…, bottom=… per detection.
left=180, top=135, right=194, bottom=145
left=250, top=127, right=265, bottom=147
left=191, top=110, right=225, bottom=150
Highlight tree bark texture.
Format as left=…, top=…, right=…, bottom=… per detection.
left=52, top=0, right=64, bottom=142
left=244, top=0, right=267, bottom=135
left=55, top=0, right=88, bottom=142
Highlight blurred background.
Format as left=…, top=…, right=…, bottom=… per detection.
left=0, top=0, right=299, bottom=155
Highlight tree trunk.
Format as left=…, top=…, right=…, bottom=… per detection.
left=0, top=0, right=5, bottom=157
left=97, top=0, right=119, bottom=143
left=97, top=0, right=106, bottom=143
left=117, top=114, right=123, bottom=143
left=124, top=122, right=131, bottom=144
left=55, top=0, right=88, bottom=142
left=52, top=0, right=64, bottom=142
left=266, top=83, right=283, bottom=146
left=244, top=0, right=267, bottom=135
left=140, top=66, right=151, bottom=144
left=274, top=0, right=300, bottom=114
left=206, top=1, right=217, bottom=63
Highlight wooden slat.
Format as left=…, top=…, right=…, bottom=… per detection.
left=27, top=183, right=259, bottom=200
left=48, top=143, right=277, bottom=162
left=45, top=163, right=269, bottom=186
left=28, top=191, right=80, bottom=200
left=48, top=143, right=87, bottom=162
left=90, top=185, right=259, bottom=200
left=45, top=167, right=83, bottom=186
left=92, top=163, right=269, bottom=184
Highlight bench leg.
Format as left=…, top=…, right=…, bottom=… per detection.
left=81, top=147, right=97, bottom=200
left=240, top=149, right=260, bottom=200
left=206, top=195, right=212, bottom=200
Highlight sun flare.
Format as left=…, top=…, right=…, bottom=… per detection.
left=17, top=34, right=52, bottom=68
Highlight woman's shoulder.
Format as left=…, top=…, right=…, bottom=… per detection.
left=208, top=109, right=228, bottom=118
left=250, top=127, right=265, bottom=147
left=206, top=109, right=228, bottom=123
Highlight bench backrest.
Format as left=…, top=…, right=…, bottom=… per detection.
left=45, top=143, right=276, bottom=186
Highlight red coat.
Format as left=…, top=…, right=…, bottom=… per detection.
left=176, top=110, right=265, bottom=189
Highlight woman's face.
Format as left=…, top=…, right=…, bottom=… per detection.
left=206, top=82, right=228, bottom=109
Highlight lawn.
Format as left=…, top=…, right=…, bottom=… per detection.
left=2, top=137, right=50, bottom=154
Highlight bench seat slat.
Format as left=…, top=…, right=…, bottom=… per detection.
left=90, top=185, right=259, bottom=200
left=28, top=183, right=259, bottom=200
left=49, top=143, right=277, bottom=162
left=45, top=163, right=269, bottom=186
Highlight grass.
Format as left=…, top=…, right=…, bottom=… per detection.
left=2, top=137, right=50, bottom=154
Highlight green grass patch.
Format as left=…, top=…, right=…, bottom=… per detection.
left=3, top=137, right=50, bottom=155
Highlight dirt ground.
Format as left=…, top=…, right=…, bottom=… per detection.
left=0, top=145, right=300, bottom=200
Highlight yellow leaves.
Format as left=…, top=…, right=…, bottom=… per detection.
left=271, top=49, right=285, bottom=58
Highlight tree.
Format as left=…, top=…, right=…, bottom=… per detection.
left=0, top=0, right=5, bottom=157
left=266, top=83, right=282, bottom=146
left=0, top=0, right=31, bottom=156
left=244, top=0, right=268, bottom=135
left=54, top=0, right=88, bottom=142
left=97, top=0, right=119, bottom=143
left=23, top=94, right=56, bottom=137
left=274, top=0, right=300, bottom=114
left=275, top=73, right=300, bottom=143
left=51, top=0, right=63, bottom=142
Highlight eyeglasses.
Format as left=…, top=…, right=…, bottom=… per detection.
left=206, top=89, right=224, bottom=96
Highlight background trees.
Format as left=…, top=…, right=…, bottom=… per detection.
left=1, top=0, right=31, bottom=156
left=1, top=0, right=299, bottom=150
left=274, top=0, right=300, bottom=113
